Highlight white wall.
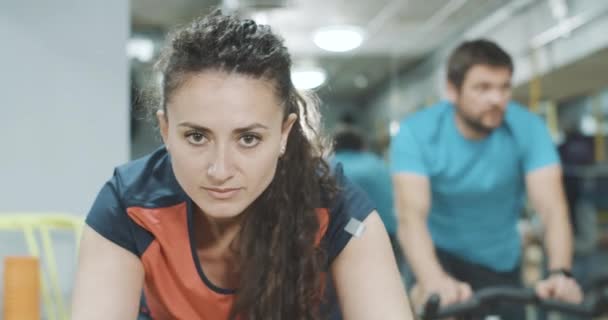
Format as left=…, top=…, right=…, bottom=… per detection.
left=0, top=0, right=130, bottom=214
left=0, top=0, right=129, bottom=317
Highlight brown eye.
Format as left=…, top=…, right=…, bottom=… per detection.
left=186, top=132, right=207, bottom=145
left=239, top=134, right=261, bottom=148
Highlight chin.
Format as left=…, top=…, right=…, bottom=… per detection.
left=483, top=117, right=504, bottom=130
left=484, top=123, right=500, bottom=131
left=197, top=201, right=249, bottom=220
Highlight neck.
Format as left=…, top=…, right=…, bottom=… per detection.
left=196, top=208, right=243, bottom=253
left=454, top=110, right=489, bottom=140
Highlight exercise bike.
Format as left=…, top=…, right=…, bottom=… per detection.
left=419, top=276, right=608, bottom=319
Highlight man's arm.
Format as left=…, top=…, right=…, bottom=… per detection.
left=393, top=173, right=471, bottom=307
left=526, top=164, right=582, bottom=303
left=525, top=164, right=572, bottom=270
left=393, top=173, right=441, bottom=283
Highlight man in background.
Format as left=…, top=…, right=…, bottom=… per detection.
left=390, top=39, right=582, bottom=318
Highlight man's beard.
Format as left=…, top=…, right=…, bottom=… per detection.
left=455, top=106, right=498, bottom=135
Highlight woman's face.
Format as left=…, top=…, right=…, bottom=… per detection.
left=159, top=70, right=297, bottom=220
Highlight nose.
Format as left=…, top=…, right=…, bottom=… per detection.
left=206, top=144, right=234, bottom=184
left=487, top=89, right=504, bottom=106
left=487, top=87, right=509, bottom=107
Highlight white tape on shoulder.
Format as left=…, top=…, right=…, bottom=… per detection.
left=344, top=217, right=366, bottom=238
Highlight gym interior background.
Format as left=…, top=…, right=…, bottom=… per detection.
left=1, top=0, right=607, bottom=319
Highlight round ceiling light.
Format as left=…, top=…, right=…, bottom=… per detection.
left=313, top=25, right=365, bottom=52
left=291, top=66, right=327, bottom=90
left=127, top=37, right=154, bottom=62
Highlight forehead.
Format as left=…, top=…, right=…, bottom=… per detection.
left=464, top=64, right=512, bottom=83
left=167, top=70, right=284, bottom=127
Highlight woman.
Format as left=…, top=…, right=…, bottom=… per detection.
left=71, top=10, right=412, bottom=320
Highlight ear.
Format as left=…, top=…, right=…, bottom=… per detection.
left=446, top=81, right=459, bottom=104
left=280, top=113, right=298, bottom=148
left=156, top=109, right=169, bottom=148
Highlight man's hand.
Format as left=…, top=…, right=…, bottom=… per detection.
left=411, top=274, right=473, bottom=308
left=535, top=274, right=583, bottom=303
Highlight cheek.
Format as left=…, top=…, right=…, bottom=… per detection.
left=169, top=146, right=205, bottom=189
left=463, top=94, right=486, bottom=115
left=174, top=154, right=198, bottom=175
left=245, top=150, right=280, bottom=188
left=464, top=92, right=482, bottom=104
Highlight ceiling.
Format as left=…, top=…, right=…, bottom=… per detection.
left=513, top=46, right=608, bottom=104
left=131, top=0, right=512, bottom=101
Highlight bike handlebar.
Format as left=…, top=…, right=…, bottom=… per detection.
left=420, top=285, right=608, bottom=319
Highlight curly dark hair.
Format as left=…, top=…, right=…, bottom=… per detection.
left=154, top=9, right=336, bottom=320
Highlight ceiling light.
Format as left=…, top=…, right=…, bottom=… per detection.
left=313, top=25, right=364, bottom=52
left=127, top=38, right=154, bottom=62
left=291, top=66, right=327, bottom=90
left=549, top=0, right=568, bottom=20
left=250, top=11, right=269, bottom=25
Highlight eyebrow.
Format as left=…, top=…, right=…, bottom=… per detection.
left=177, top=122, right=270, bottom=134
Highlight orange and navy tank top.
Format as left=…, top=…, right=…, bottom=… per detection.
left=85, top=147, right=375, bottom=320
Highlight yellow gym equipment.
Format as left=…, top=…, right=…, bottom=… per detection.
left=1, top=213, right=83, bottom=320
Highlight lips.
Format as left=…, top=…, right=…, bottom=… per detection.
left=203, top=187, right=241, bottom=200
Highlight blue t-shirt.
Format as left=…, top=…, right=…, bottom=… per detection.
left=389, top=101, right=559, bottom=272
left=331, top=151, right=397, bottom=235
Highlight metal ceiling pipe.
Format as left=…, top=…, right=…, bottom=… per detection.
left=222, top=0, right=289, bottom=11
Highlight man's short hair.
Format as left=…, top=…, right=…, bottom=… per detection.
left=447, top=39, right=513, bottom=89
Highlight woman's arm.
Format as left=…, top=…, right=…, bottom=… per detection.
left=71, top=225, right=144, bottom=319
left=331, top=211, right=415, bottom=320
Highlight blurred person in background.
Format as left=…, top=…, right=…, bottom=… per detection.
left=330, top=126, right=404, bottom=274
left=558, top=129, right=599, bottom=290
left=71, top=10, right=413, bottom=320
left=390, top=39, right=582, bottom=319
